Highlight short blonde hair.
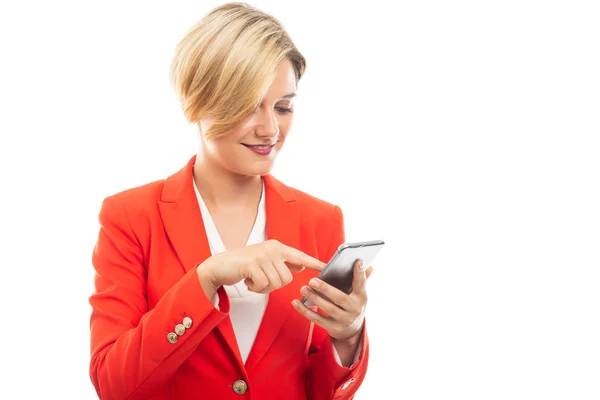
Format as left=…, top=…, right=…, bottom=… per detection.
left=170, top=2, right=306, bottom=139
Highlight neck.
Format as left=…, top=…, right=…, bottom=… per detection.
left=193, top=152, right=263, bottom=209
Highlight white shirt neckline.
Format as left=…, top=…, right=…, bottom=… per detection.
left=193, top=177, right=267, bottom=298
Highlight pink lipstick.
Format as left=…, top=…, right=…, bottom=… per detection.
left=243, top=143, right=275, bottom=156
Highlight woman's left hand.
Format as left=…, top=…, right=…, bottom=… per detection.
left=292, top=259, right=373, bottom=343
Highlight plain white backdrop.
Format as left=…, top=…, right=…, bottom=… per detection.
left=1, top=1, right=599, bottom=399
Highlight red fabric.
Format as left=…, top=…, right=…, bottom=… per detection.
left=89, top=155, right=368, bottom=399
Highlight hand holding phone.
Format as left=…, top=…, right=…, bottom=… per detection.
left=300, top=240, right=384, bottom=307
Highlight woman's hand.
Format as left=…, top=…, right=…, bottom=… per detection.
left=292, top=259, right=373, bottom=365
left=196, top=239, right=326, bottom=299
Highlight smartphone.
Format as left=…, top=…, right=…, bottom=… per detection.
left=300, top=239, right=385, bottom=307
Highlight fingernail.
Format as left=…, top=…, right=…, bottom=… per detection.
left=309, top=278, right=321, bottom=288
left=291, top=300, right=299, bottom=307
left=358, top=260, right=365, bottom=270
left=300, top=286, right=310, bottom=295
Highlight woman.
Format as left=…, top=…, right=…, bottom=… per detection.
left=89, top=3, right=373, bottom=399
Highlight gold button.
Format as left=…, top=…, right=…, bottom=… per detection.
left=167, top=332, right=178, bottom=344
left=341, top=378, right=355, bottom=389
left=182, top=316, right=192, bottom=329
left=175, top=324, right=186, bottom=336
left=232, top=379, right=247, bottom=395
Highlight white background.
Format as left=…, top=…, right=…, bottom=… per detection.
left=1, top=1, right=599, bottom=399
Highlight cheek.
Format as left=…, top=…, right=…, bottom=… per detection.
left=205, top=136, right=238, bottom=157
left=278, top=117, right=293, bottom=136
left=238, top=117, right=257, bottom=131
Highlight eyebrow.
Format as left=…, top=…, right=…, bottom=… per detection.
left=281, top=93, right=296, bottom=99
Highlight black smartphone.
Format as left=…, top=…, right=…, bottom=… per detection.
left=300, top=239, right=385, bottom=307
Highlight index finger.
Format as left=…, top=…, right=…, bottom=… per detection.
left=281, top=245, right=326, bottom=272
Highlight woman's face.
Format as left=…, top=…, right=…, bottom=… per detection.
left=198, top=58, right=297, bottom=177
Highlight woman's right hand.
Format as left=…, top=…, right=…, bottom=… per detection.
left=196, top=239, right=326, bottom=299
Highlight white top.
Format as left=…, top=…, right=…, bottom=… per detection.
left=193, top=177, right=359, bottom=367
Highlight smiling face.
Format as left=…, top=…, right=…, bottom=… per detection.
left=197, top=58, right=297, bottom=177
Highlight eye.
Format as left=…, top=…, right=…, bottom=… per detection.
left=276, top=107, right=293, bottom=114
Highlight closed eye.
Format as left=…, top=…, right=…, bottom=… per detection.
left=276, top=107, right=293, bottom=114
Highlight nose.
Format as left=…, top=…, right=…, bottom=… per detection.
left=255, top=108, right=279, bottom=139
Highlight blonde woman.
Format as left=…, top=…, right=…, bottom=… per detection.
left=89, top=3, right=373, bottom=399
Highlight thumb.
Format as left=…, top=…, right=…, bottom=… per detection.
left=352, top=259, right=368, bottom=295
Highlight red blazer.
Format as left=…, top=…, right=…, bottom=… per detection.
left=89, top=155, right=369, bottom=399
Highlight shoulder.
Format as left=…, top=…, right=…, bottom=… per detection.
left=97, top=178, right=166, bottom=227
left=267, top=175, right=343, bottom=222
left=106, top=179, right=165, bottom=206
left=266, top=176, right=345, bottom=249
left=292, top=186, right=343, bottom=222
left=98, top=155, right=195, bottom=221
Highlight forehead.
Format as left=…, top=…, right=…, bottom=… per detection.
left=263, top=59, right=296, bottom=99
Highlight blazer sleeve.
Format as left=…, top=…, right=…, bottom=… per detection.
left=306, top=205, right=370, bottom=400
left=89, top=195, right=229, bottom=400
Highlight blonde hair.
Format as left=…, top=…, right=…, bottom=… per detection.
left=170, top=2, right=306, bottom=139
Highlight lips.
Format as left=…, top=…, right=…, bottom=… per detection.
left=242, top=143, right=276, bottom=156
left=242, top=143, right=276, bottom=149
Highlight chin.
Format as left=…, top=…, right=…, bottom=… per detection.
left=227, top=147, right=281, bottom=176
left=247, top=163, right=275, bottom=176
left=227, top=161, right=274, bottom=177
left=242, top=153, right=279, bottom=176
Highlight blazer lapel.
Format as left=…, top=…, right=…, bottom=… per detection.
left=158, top=156, right=211, bottom=274
left=244, top=174, right=301, bottom=372
left=158, top=155, right=244, bottom=368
